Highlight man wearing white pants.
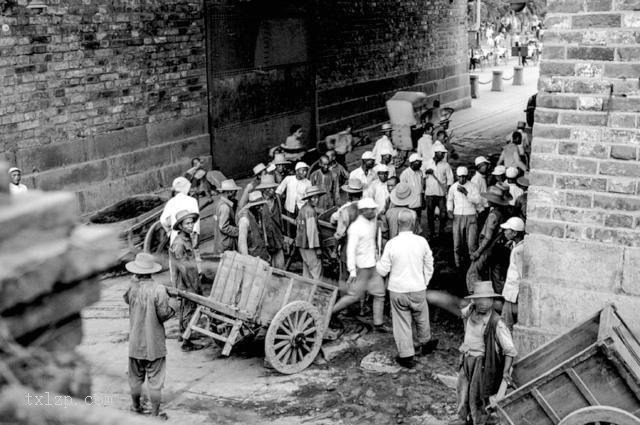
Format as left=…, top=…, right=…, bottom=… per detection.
left=376, top=209, right=439, bottom=368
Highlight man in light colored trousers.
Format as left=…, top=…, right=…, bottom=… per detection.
left=376, top=209, right=439, bottom=368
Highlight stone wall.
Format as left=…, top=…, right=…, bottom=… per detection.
left=0, top=0, right=209, bottom=214
left=516, top=0, right=640, bottom=353
left=316, top=0, right=472, bottom=138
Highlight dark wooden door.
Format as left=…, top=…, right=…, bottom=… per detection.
left=205, top=0, right=315, bottom=176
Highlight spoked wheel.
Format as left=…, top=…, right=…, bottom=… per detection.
left=558, top=406, right=640, bottom=425
left=264, top=301, right=323, bottom=375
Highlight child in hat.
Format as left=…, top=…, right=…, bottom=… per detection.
left=499, top=217, right=525, bottom=331
left=170, top=210, right=204, bottom=352
left=453, top=281, right=517, bottom=425
left=124, top=253, right=174, bottom=417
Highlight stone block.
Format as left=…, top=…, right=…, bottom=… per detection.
left=615, top=0, right=640, bottom=10
left=531, top=140, right=558, bottom=154
left=578, top=96, right=605, bottom=111
left=4, top=278, right=100, bottom=339
left=545, top=16, right=573, bottom=30
left=610, top=145, right=637, bottom=160
left=567, top=46, right=615, bottom=61
left=535, top=110, right=559, bottom=124
left=513, top=324, right=559, bottom=357
left=599, top=160, right=640, bottom=177
left=537, top=94, right=578, bottom=110
left=558, top=142, right=578, bottom=155
left=622, top=12, right=640, bottom=26
left=622, top=247, right=640, bottom=295
left=609, top=113, right=637, bottom=129
left=594, top=193, right=640, bottom=210
left=559, top=111, right=608, bottom=127
left=575, top=63, right=604, bottom=78
left=577, top=143, right=608, bottom=159
left=604, top=63, right=640, bottom=78
left=604, top=213, right=634, bottom=228
left=586, top=0, right=613, bottom=11
left=514, top=278, right=541, bottom=327
left=0, top=191, right=76, bottom=251
left=607, top=177, right=637, bottom=194
left=170, top=134, right=210, bottom=163
left=548, top=0, right=585, bottom=12
left=15, top=139, right=94, bottom=173
left=589, top=227, right=640, bottom=246
left=108, top=144, right=173, bottom=179
left=565, top=192, right=594, bottom=207
left=555, top=175, right=606, bottom=191
left=539, top=62, right=575, bottom=77
left=532, top=126, right=571, bottom=140
left=146, top=114, right=208, bottom=146
left=525, top=219, right=566, bottom=238
left=604, top=128, right=640, bottom=144
left=524, top=235, right=624, bottom=291
left=93, top=125, right=148, bottom=158
left=33, top=160, right=109, bottom=191
left=528, top=186, right=566, bottom=205
left=572, top=13, right=621, bottom=28
left=542, top=46, right=567, bottom=60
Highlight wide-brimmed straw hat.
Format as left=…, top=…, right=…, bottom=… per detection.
left=302, top=185, right=326, bottom=200
left=492, top=165, right=506, bottom=176
left=256, top=174, right=279, bottom=190
left=244, top=191, right=267, bottom=208
left=173, top=209, right=199, bottom=230
left=341, top=178, right=364, bottom=193
left=481, top=185, right=512, bottom=206
left=390, top=182, right=414, bottom=207
left=465, top=281, right=504, bottom=300
left=381, top=123, right=392, bottom=131
left=253, top=163, right=267, bottom=176
left=272, top=153, right=289, bottom=165
left=220, top=179, right=241, bottom=191
left=126, top=252, right=162, bottom=275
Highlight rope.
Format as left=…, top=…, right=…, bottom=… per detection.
left=502, top=75, right=514, bottom=81
left=474, top=73, right=514, bottom=84
left=478, top=80, right=492, bottom=85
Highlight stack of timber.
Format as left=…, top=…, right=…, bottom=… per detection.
left=0, top=162, right=159, bottom=423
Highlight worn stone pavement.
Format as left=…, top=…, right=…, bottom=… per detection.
left=79, top=60, right=538, bottom=424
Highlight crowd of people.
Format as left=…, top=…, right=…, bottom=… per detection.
left=0, top=118, right=530, bottom=422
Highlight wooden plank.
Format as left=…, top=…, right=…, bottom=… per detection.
left=531, top=388, right=560, bottom=424
left=513, top=312, right=600, bottom=386
left=496, top=405, right=517, bottom=425
left=281, top=277, right=294, bottom=309
left=597, top=304, right=615, bottom=341
left=199, top=309, right=241, bottom=325
left=566, top=368, right=600, bottom=406
left=168, top=288, right=254, bottom=321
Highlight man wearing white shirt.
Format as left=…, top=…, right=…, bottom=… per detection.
left=160, top=177, right=201, bottom=285
left=376, top=209, right=439, bottom=368
left=416, top=127, right=435, bottom=166
left=471, top=156, right=490, bottom=227
left=399, top=153, right=425, bottom=232
left=8, top=167, right=28, bottom=194
left=276, top=161, right=311, bottom=215
left=424, top=143, right=453, bottom=239
left=332, top=198, right=387, bottom=332
left=505, top=167, right=524, bottom=206
left=500, top=217, right=525, bottom=331
left=364, top=164, right=391, bottom=212
left=372, top=123, right=395, bottom=164
left=447, top=167, right=481, bottom=270
left=349, top=151, right=376, bottom=189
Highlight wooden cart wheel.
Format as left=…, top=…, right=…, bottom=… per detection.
left=143, top=221, right=169, bottom=254
left=264, top=301, right=323, bottom=375
left=558, top=406, right=640, bottom=425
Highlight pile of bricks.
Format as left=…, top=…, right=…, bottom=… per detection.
left=0, top=161, right=120, bottom=399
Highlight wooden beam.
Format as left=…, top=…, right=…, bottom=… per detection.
left=566, top=368, right=599, bottom=406
left=531, top=388, right=560, bottom=424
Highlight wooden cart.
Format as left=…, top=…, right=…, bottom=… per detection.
left=493, top=304, right=640, bottom=425
left=169, top=251, right=339, bottom=375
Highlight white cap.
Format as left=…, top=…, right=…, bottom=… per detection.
left=506, top=167, right=519, bottom=178
left=375, top=164, right=389, bottom=173
left=492, top=165, right=506, bottom=176
left=456, top=166, right=469, bottom=177
left=8, top=167, right=21, bottom=174
left=432, top=142, right=448, bottom=153
left=266, top=163, right=276, bottom=173
left=382, top=123, right=392, bottom=131
left=408, top=153, right=422, bottom=163
left=357, top=197, right=378, bottom=209
left=295, top=162, right=309, bottom=171
left=500, top=217, right=525, bottom=232
left=362, top=151, right=375, bottom=160
left=474, top=156, right=489, bottom=166
left=379, top=147, right=393, bottom=156
left=172, top=176, right=191, bottom=194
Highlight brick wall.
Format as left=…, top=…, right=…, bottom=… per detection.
left=316, top=0, right=471, bottom=138
left=516, top=0, right=640, bottom=353
left=0, top=0, right=209, bottom=214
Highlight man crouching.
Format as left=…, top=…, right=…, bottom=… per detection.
left=452, top=281, right=516, bottom=425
